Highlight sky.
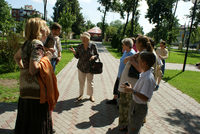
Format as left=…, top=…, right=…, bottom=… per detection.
left=6, top=0, right=193, bottom=34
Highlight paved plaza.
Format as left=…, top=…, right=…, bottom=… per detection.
left=0, top=43, right=200, bottom=134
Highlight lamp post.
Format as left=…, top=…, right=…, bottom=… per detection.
left=43, top=0, right=47, bottom=20
left=182, top=0, right=199, bottom=72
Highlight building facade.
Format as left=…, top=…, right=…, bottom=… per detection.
left=12, top=5, right=42, bottom=21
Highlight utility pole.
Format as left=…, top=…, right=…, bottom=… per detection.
left=183, top=0, right=199, bottom=72
left=43, top=0, right=47, bottom=20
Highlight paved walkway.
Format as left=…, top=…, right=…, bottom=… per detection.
left=166, top=63, right=200, bottom=72
left=0, top=42, right=200, bottom=134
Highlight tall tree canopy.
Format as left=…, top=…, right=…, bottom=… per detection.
left=146, top=0, right=177, bottom=43
left=97, top=0, right=120, bottom=40
left=0, top=0, right=14, bottom=39
left=53, top=0, right=84, bottom=35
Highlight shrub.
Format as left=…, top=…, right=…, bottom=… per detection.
left=111, top=34, right=123, bottom=52
left=0, top=33, right=23, bottom=73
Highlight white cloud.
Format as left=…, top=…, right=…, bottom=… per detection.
left=79, top=0, right=92, bottom=3
left=31, top=0, right=56, bottom=5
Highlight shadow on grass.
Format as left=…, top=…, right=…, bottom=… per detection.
left=0, top=102, right=17, bottom=115
left=0, top=128, right=14, bottom=134
left=164, top=109, right=200, bottom=134
left=163, top=71, right=183, bottom=82
left=76, top=99, right=118, bottom=129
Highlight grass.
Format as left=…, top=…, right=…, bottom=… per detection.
left=55, top=49, right=74, bottom=75
left=166, top=49, right=200, bottom=65
left=61, top=39, right=81, bottom=44
left=102, top=41, right=122, bottom=59
left=0, top=85, right=19, bottom=102
left=163, top=70, right=200, bottom=103
left=0, top=48, right=74, bottom=102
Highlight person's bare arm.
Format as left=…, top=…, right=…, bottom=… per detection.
left=29, top=60, right=40, bottom=75
left=14, top=48, right=24, bottom=69
left=122, top=83, right=148, bottom=102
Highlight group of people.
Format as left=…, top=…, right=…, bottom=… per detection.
left=106, top=36, right=168, bottom=134
left=13, top=17, right=169, bottom=134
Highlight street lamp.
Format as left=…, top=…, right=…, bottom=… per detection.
left=43, top=0, right=47, bottom=20
left=182, top=0, right=199, bottom=72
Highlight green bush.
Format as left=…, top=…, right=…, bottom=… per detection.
left=0, top=33, right=23, bottom=73
left=111, top=34, right=123, bottom=52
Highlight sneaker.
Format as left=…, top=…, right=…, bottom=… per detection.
left=154, top=85, right=159, bottom=91
left=106, top=99, right=117, bottom=105
left=90, top=96, right=95, bottom=102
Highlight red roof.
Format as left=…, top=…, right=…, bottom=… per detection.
left=88, top=27, right=102, bottom=34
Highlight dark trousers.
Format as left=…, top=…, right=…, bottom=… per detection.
left=113, top=77, right=120, bottom=97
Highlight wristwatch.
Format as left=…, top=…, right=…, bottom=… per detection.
left=133, top=90, right=137, bottom=95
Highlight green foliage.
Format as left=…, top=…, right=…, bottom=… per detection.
left=102, top=41, right=122, bottom=59
left=58, top=5, right=76, bottom=41
left=0, top=0, right=14, bottom=40
left=163, top=70, right=200, bottom=103
left=84, top=20, right=95, bottom=31
left=106, top=26, right=118, bottom=39
left=111, top=34, right=123, bottom=52
left=145, top=0, right=177, bottom=43
left=53, top=0, right=85, bottom=36
left=0, top=33, right=23, bottom=73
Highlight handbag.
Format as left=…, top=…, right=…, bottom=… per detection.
left=90, top=58, right=103, bottom=74
left=128, top=65, right=140, bottom=79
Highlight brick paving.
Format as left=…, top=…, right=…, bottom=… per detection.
left=0, top=42, right=200, bottom=134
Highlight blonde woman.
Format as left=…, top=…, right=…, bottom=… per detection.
left=14, top=18, right=53, bottom=134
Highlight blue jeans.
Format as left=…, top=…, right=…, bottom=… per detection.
left=51, top=58, right=57, bottom=72
left=161, top=60, right=165, bottom=75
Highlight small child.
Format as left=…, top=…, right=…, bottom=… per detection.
left=121, top=51, right=156, bottom=134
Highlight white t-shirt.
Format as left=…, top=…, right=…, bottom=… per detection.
left=132, top=69, right=156, bottom=104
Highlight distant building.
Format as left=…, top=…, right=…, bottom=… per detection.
left=88, top=27, right=102, bottom=41
left=12, top=5, right=42, bottom=21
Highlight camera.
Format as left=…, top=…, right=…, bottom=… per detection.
left=124, top=82, right=130, bottom=86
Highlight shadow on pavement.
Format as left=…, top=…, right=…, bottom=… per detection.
left=0, top=102, right=17, bottom=115
left=163, top=71, right=183, bottom=82
left=106, top=127, right=124, bottom=134
left=164, top=109, right=200, bottom=134
left=0, top=128, right=14, bottom=134
left=76, top=99, right=119, bottom=129
left=54, top=98, right=88, bottom=114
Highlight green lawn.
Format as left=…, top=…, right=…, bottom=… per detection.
left=102, top=41, right=122, bottom=59
left=61, top=39, right=81, bottom=44
left=166, top=49, right=200, bottom=65
left=163, top=70, right=200, bottom=103
left=0, top=48, right=74, bottom=102
left=0, top=85, right=19, bottom=102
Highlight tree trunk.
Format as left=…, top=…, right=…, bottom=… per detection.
left=130, top=0, right=139, bottom=37
left=102, top=7, right=107, bottom=41
left=168, top=0, right=178, bottom=45
left=122, top=12, right=130, bottom=37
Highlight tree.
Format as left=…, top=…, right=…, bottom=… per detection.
left=58, top=5, right=76, bottom=42
left=146, top=0, right=177, bottom=43
left=97, top=0, right=119, bottom=40
left=84, top=20, right=95, bottom=31
left=53, top=0, right=84, bottom=35
left=0, top=0, right=14, bottom=40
